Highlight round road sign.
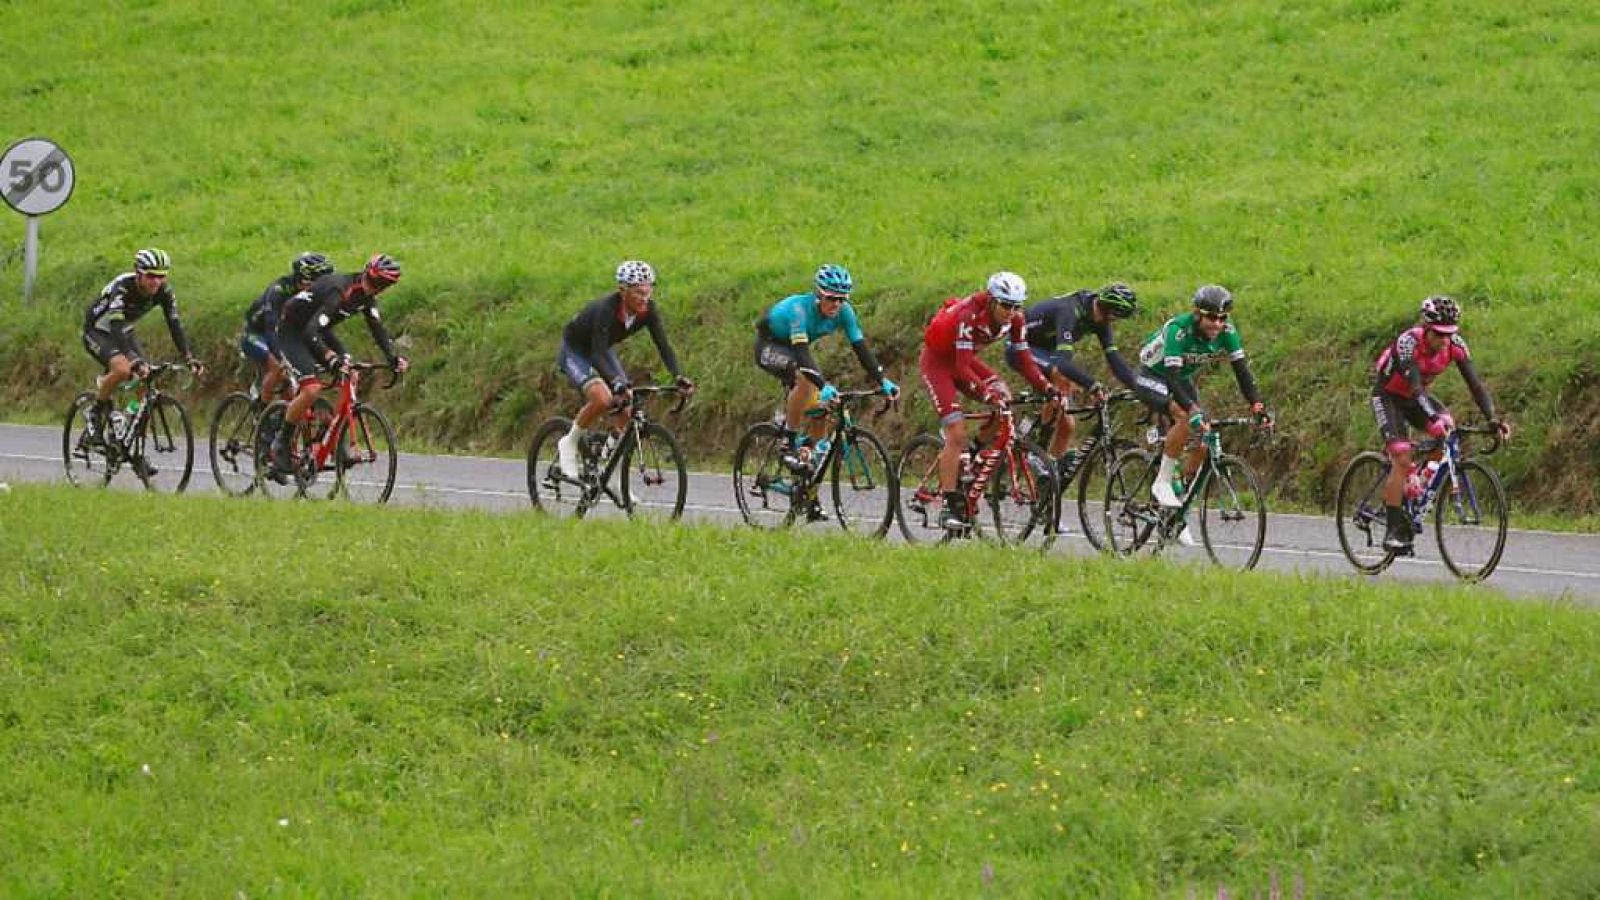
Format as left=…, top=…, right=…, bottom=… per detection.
left=1, top=137, right=76, bottom=217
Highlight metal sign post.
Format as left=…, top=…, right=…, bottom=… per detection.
left=2, top=137, right=76, bottom=303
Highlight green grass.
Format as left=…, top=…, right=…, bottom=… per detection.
left=1, top=0, right=1598, bottom=515
left=2, top=484, right=1598, bottom=896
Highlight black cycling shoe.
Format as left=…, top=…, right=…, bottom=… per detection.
left=267, top=434, right=295, bottom=484
left=1381, top=506, right=1414, bottom=555
left=132, top=457, right=159, bottom=480
left=939, top=491, right=971, bottom=533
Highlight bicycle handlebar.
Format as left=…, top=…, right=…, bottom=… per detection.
left=630, top=383, right=691, bottom=415
left=1454, top=422, right=1504, bottom=455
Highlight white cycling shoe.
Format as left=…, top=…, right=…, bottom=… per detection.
left=556, top=432, right=581, bottom=480
left=1151, top=479, right=1182, bottom=508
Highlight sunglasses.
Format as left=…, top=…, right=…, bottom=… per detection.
left=817, top=292, right=847, bottom=303
left=1197, top=311, right=1229, bottom=323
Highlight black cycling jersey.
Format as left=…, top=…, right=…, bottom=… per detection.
left=1022, top=291, right=1136, bottom=389
left=245, top=274, right=299, bottom=335
left=276, top=272, right=399, bottom=365
left=560, top=291, right=682, bottom=384
left=82, top=272, right=192, bottom=358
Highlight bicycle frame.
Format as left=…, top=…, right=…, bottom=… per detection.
left=559, top=385, right=687, bottom=510
left=116, top=365, right=183, bottom=457
left=791, top=390, right=894, bottom=493
left=1403, top=428, right=1496, bottom=532
left=1125, top=416, right=1254, bottom=549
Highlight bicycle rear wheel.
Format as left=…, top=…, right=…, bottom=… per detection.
left=1199, top=455, right=1267, bottom=571
left=621, top=422, right=687, bottom=522
left=1435, top=459, right=1508, bottom=582
left=895, top=433, right=948, bottom=543
left=992, top=439, right=1054, bottom=546
left=62, top=393, right=113, bottom=488
left=252, top=401, right=305, bottom=500
left=1104, top=448, right=1160, bottom=557
left=209, top=392, right=260, bottom=496
left=1333, top=451, right=1395, bottom=575
left=732, top=422, right=801, bottom=529
left=134, top=395, right=193, bottom=493
left=1074, top=439, right=1135, bottom=552
left=527, top=417, right=586, bottom=518
left=830, top=425, right=896, bottom=538
left=337, top=404, right=398, bottom=504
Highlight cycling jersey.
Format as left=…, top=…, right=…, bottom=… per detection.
left=560, top=291, right=682, bottom=386
left=756, top=292, right=883, bottom=388
left=245, top=274, right=299, bottom=336
left=923, top=292, right=1049, bottom=392
left=1014, top=291, right=1136, bottom=389
left=1135, top=311, right=1259, bottom=412
left=275, top=273, right=399, bottom=381
left=82, top=272, right=192, bottom=359
left=1373, top=325, right=1496, bottom=420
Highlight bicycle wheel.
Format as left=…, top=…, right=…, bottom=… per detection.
left=1434, top=459, right=1508, bottom=582
left=732, top=422, right=800, bottom=529
left=337, top=404, right=398, bottom=504
left=527, top=417, right=586, bottom=519
left=209, top=392, right=260, bottom=496
left=133, top=395, right=193, bottom=493
left=1333, top=451, right=1396, bottom=575
left=252, top=401, right=305, bottom=500
left=620, top=421, right=687, bottom=522
left=1074, top=439, right=1136, bottom=552
left=1103, top=448, right=1160, bottom=557
left=62, top=393, right=113, bottom=488
left=830, top=425, right=896, bottom=538
left=895, top=433, right=948, bottom=543
left=992, top=438, right=1055, bottom=546
left=1199, top=455, right=1267, bottom=571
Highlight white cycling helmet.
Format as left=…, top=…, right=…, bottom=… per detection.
left=616, top=260, right=656, bottom=286
left=986, top=271, right=1027, bottom=307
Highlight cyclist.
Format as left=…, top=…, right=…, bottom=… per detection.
left=1134, top=285, right=1271, bottom=541
left=1007, top=282, right=1140, bottom=474
left=755, top=263, right=898, bottom=469
left=268, top=253, right=410, bottom=476
left=241, top=252, right=334, bottom=405
left=920, top=271, right=1058, bottom=531
left=554, top=260, right=694, bottom=479
left=80, top=248, right=204, bottom=445
left=1370, top=295, right=1511, bottom=553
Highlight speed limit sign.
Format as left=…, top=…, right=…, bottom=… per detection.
left=2, top=137, right=75, bottom=216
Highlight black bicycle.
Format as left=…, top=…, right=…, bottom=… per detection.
left=527, top=384, right=689, bottom=521
left=731, top=388, right=898, bottom=537
left=63, top=362, right=195, bottom=493
left=1103, top=416, right=1270, bottom=570
left=1012, top=388, right=1143, bottom=551
left=1334, top=423, right=1507, bottom=582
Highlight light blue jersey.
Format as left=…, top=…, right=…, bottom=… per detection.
left=764, top=293, right=866, bottom=345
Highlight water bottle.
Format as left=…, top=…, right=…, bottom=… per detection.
left=956, top=452, right=974, bottom=489
left=1403, top=463, right=1425, bottom=501
left=1146, top=425, right=1162, bottom=446
left=1419, top=459, right=1442, bottom=490
left=108, top=410, right=128, bottom=441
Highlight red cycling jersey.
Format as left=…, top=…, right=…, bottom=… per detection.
left=920, top=292, right=1049, bottom=421
left=1375, top=325, right=1470, bottom=399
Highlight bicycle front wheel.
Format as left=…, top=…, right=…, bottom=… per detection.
left=994, top=439, right=1055, bottom=546
left=209, top=392, right=260, bottom=496
left=1199, top=455, right=1267, bottom=571
left=621, top=422, right=687, bottom=522
left=1334, top=451, right=1395, bottom=575
left=527, top=417, right=586, bottom=519
left=1435, top=459, right=1508, bottom=582
left=1104, top=448, right=1160, bottom=557
left=830, top=425, right=896, bottom=538
left=337, top=404, right=398, bottom=504
left=63, top=393, right=112, bottom=488
left=895, top=433, right=947, bottom=544
left=135, top=395, right=194, bottom=493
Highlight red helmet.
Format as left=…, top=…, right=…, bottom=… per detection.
left=364, top=253, right=402, bottom=285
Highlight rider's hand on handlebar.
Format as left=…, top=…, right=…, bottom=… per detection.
left=674, top=375, right=696, bottom=395
left=132, top=358, right=152, bottom=380
left=186, top=357, right=206, bottom=378
left=393, top=355, right=410, bottom=375
left=1492, top=418, right=1512, bottom=442
left=1088, top=382, right=1109, bottom=407
left=609, top=378, right=633, bottom=407
left=1251, top=401, right=1274, bottom=432
left=818, top=383, right=840, bottom=405
left=879, top=376, right=900, bottom=400
left=1425, top=412, right=1455, bottom=439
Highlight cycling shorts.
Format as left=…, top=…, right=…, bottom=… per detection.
left=240, top=330, right=275, bottom=365
left=919, top=345, right=992, bottom=425
left=81, top=328, right=142, bottom=367
left=557, top=341, right=621, bottom=392
left=754, top=330, right=804, bottom=387
left=275, top=330, right=323, bottom=384
left=1370, top=389, right=1435, bottom=445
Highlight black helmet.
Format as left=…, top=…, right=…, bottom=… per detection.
left=1192, top=284, right=1233, bottom=314
left=1096, top=282, right=1138, bottom=318
left=292, top=252, right=334, bottom=282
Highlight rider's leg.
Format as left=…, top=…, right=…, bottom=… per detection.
left=557, top=378, right=613, bottom=478
left=259, top=354, right=285, bottom=403
left=1154, top=400, right=1191, bottom=506
left=1046, top=372, right=1078, bottom=459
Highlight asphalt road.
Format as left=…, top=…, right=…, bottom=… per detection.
left=4, top=422, right=1597, bottom=604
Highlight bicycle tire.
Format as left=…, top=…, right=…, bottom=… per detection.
left=830, top=425, right=896, bottom=538
left=337, top=404, right=398, bottom=504
left=1435, top=458, right=1508, bottom=583
left=1103, top=448, right=1159, bottom=557
left=135, top=394, right=194, bottom=493
left=1199, top=454, right=1267, bottom=571
left=62, top=393, right=112, bottom=488
left=251, top=401, right=305, bottom=500
left=895, top=433, right=949, bottom=543
left=527, top=417, right=586, bottom=518
left=620, top=421, right=687, bottom=521
left=1074, top=438, right=1137, bottom=552
left=732, top=422, right=799, bottom=529
left=209, top=392, right=260, bottom=497
left=992, top=437, right=1054, bottom=546
left=1333, top=452, right=1395, bottom=574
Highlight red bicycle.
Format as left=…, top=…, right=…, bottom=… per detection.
left=895, top=401, right=1056, bottom=544
left=250, top=362, right=400, bottom=503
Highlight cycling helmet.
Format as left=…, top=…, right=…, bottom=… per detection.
left=292, top=252, right=334, bottom=282
left=616, top=260, right=656, bottom=286
left=1096, top=281, right=1138, bottom=318
left=1420, top=294, right=1461, bottom=332
left=814, top=264, right=853, bottom=297
left=986, top=271, right=1027, bottom=307
left=364, top=253, right=402, bottom=285
left=1192, top=284, right=1234, bottom=314
left=133, top=248, right=171, bottom=276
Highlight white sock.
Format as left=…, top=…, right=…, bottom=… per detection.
left=564, top=422, right=586, bottom=442
left=1157, top=454, right=1178, bottom=485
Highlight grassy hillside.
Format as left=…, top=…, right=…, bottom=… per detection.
left=1, top=485, right=1597, bottom=895
left=2, top=0, right=1597, bottom=511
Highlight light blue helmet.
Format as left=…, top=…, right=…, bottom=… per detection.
left=814, top=264, right=853, bottom=297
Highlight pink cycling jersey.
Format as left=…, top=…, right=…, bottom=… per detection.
left=1374, top=326, right=1470, bottom=399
